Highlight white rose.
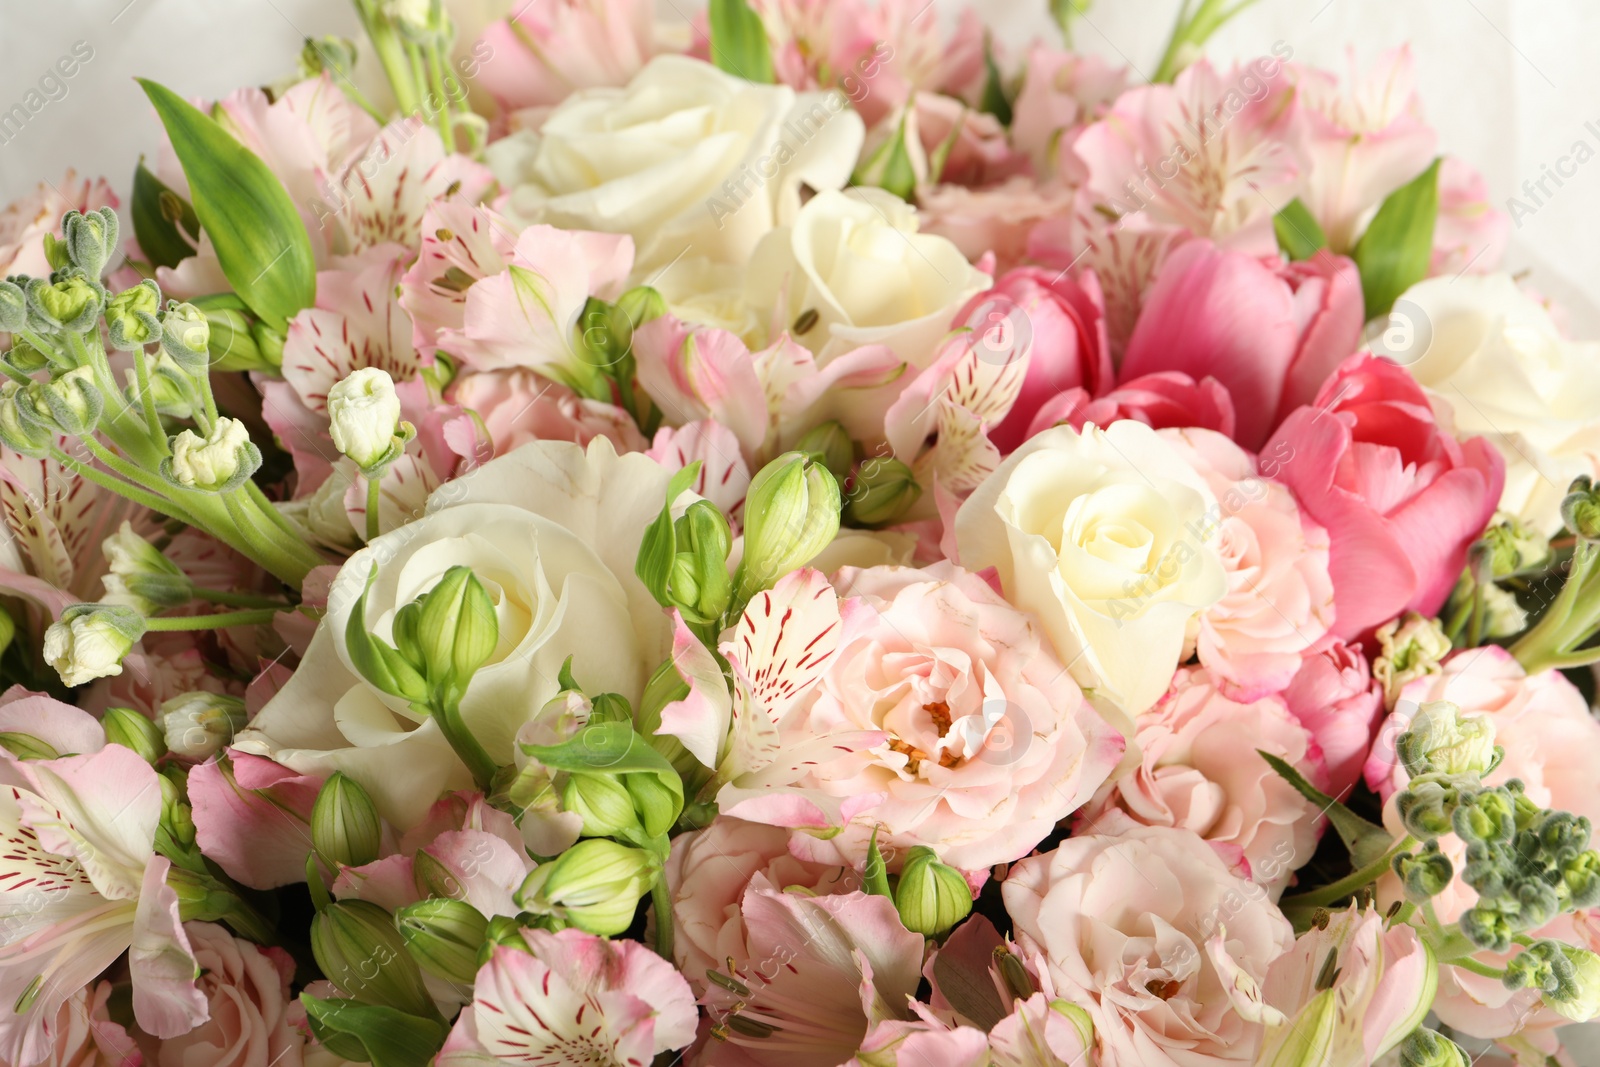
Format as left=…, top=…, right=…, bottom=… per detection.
left=486, top=55, right=863, bottom=271
left=653, top=256, right=766, bottom=348
left=1387, top=273, right=1600, bottom=534
left=955, top=421, right=1226, bottom=735
left=327, top=367, right=402, bottom=470
left=234, top=438, right=676, bottom=828
left=745, top=187, right=990, bottom=367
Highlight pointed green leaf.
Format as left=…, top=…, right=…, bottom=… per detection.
left=131, top=158, right=200, bottom=271
left=1273, top=197, right=1327, bottom=262
left=1258, top=750, right=1393, bottom=868
left=708, top=0, right=775, bottom=84
left=979, top=37, right=1013, bottom=126
left=139, top=79, right=315, bottom=332
left=1352, top=158, right=1440, bottom=317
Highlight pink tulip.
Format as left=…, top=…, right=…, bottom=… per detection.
left=1026, top=371, right=1237, bottom=440
left=1280, top=639, right=1383, bottom=798
left=1121, top=239, right=1364, bottom=449
left=1264, top=352, right=1504, bottom=640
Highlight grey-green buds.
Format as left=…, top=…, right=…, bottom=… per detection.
left=105, top=280, right=162, bottom=350
left=1397, top=1027, right=1469, bottom=1067
left=163, top=417, right=263, bottom=493
left=1561, top=476, right=1600, bottom=542
left=61, top=207, right=119, bottom=278
left=43, top=603, right=146, bottom=687
left=26, top=273, right=102, bottom=333
left=160, top=300, right=212, bottom=369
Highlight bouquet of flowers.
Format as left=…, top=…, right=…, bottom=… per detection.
left=4, top=0, right=1600, bottom=1064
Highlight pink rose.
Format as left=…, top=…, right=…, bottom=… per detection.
left=34, top=982, right=141, bottom=1067
left=1026, top=371, right=1237, bottom=441
left=151, top=923, right=302, bottom=1067
left=1280, top=639, right=1383, bottom=798
left=1004, top=825, right=1295, bottom=1067
left=1076, top=668, right=1321, bottom=890
left=765, top=563, right=1123, bottom=871
left=1120, top=240, right=1364, bottom=449
left=1264, top=352, right=1504, bottom=639
left=960, top=267, right=1111, bottom=453
left=449, top=367, right=648, bottom=457
left=918, top=176, right=1074, bottom=275
left=664, top=816, right=853, bottom=995
left=1164, top=427, right=1336, bottom=695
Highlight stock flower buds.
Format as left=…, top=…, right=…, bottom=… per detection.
left=104, top=280, right=162, bottom=350
left=100, top=521, right=192, bottom=613
left=0, top=383, right=51, bottom=456
left=43, top=603, right=146, bottom=686
left=1548, top=946, right=1600, bottom=1022
left=160, top=692, right=248, bottom=759
left=27, top=273, right=102, bottom=332
left=102, top=705, right=167, bottom=763
left=1373, top=613, right=1452, bottom=706
left=395, top=898, right=488, bottom=986
left=1393, top=842, right=1455, bottom=901
left=166, top=416, right=262, bottom=492
left=515, top=838, right=659, bottom=936
left=24, top=367, right=102, bottom=435
left=311, top=899, right=436, bottom=1016
left=62, top=207, right=118, bottom=277
left=328, top=367, right=405, bottom=471
left=737, top=451, right=841, bottom=599
left=312, top=771, right=383, bottom=869
left=1395, top=701, right=1500, bottom=779
left=1562, top=476, right=1600, bottom=541
left=1398, top=1027, right=1470, bottom=1067
left=893, top=847, right=973, bottom=936
left=0, top=280, right=27, bottom=333
left=161, top=300, right=215, bottom=370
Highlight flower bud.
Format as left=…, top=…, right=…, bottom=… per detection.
left=26, top=273, right=103, bottom=333
left=160, top=301, right=213, bottom=371
left=1475, top=583, right=1527, bottom=640
left=300, top=35, right=360, bottom=79
left=1548, top=946, right=1600, bottom=1022
left=1393, top=843, right=1454, bottom=901
left=395, top=898, right=487, bottom=986
left=1397, top=1027, right=1470, bottom=1067
left=26, top=367, right=102, bottom=435
left=167, top=864, right=247, bottom=924
left=310, top=899, right=435, bottom=1016
left=165, top=417, right=262, bottom=492
left=1395, top=779, right=1459, bottom=840
left=0, top=731, right=60, bottom=761
left=1396, top=701, right=1500, bottom=779
left=312, top=771, right=383, bottom=869
left=5, top=335, right=54, bottom=372
left=1483, top=513, right=1549, bottom=576
left=1562, top=850, right=1600, bottom=910
left=1258, top=988, right=1336, bottom=1067
left=160, top=692, right=248, bottom=760
left=738, top=451, right=841, bottom=598
left=0, top=383, right=52, bottom=457
left=667, top=500, right=733, bottom=624
left=1452, top=787, right=1517, bottom=845
left=100, top=521, right=192, bottom=614
left=1373, top=613, right=1451, bottom=707
left=615, top=285, right=666, bottom=330
left=1561, top=476, right=1600, bottom=542
left=845, top=456, right=921, bottom=528
left=413, top=566, right=499, bottom=693
left=43, top=603, right=146, bottom=687
left=345, top=570, right=430, bottom=704
left=515, top=839, right=658, bottom=936
left=159, top=769, right=197, bottom=852
left=328, top=367, right=404, bottom=471
left=561, top=773, right=642, bottom=840
left=387, top=0, right=453, bottom=44
left=105, top=280, right=162, bottom=350
left=62, top=207, right=119, bottom=277
left=102, top=705, right=167, bottom=763
left=796, top=421, right=856, bottom=481
left=1459, top=904, right=1514, bottom=953
left=893, top=846, right=972, bottom=936
left=0, top=280, right=27, bottom=333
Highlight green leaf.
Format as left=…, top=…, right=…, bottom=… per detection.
left=1352, top=158, right=1441, bottom=318
left=864, top=827, right=892, bottom=899
left=131, top=158, right=199, bottom=271
left=707, top=0, right=775, bottom=84
left=300, top=996, right=448, bottom=1067
left=139, top=79, right=316, bottom=332
left=979, top=37, right=1013, bottom=126
left=522, top=719, right=685, bottom=833
left=1258, top=751, right=1393, bottom=868
left=1273, top=197, right=1327, bottom=262
left=635, top=462, right=702, bottom=608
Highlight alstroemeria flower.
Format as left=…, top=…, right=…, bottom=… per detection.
left=439, top=928, right=697, bottom=1066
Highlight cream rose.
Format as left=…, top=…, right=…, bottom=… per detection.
left=955, top=421, right=1227, bottom=734
left=487, top=55, right=863, bottom=271
left=1388, top=273, right=1600, bottom=534
left=746, top=186, right=991, bottom=366
left=234, top=438, right=675, bottom=828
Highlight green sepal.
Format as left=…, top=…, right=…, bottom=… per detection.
left=635, top=462, right=703, bottom=608
left=1259, top=750, right=1392, bottom=867
left=1352, top=158, right=1440, bottom=317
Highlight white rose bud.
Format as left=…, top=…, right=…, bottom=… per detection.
left=167, top=417, right=260, bottom=492
left=327, top=368, right=403, bottom=472
left=160, top=692, right=249, bottom=759
left=43, top=604, right=146, bottom=687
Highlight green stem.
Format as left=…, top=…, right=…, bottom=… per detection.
left=651, top=877, right=674, bottom=961
left=130, top=345, right=166, bottom=452
left=366, top=474, right=381, bottom=544
left=0, top=361, right=33, bottom=386
left=50, top=445, right=196, bottom=525
left=146, top=608, right=281, bottom=631
left=1511, top=543, right=1600, bottom=672
left=1280, top=837, right=1415, bottom=910
left=1152, top=0, right=1261, bottom=83
left=424, top=44, right=455, bottom=148
left=1447, top=956, right=1506, bottom=980
left=193, top=587, right=291, bottom=610
left=352, top=0, right=417, bottom=113
left=430, top=694, right=498, bottom=792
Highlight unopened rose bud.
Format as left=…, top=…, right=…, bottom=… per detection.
left=101, top=521, right=191, bottom=614
left=846, top=456, right=922, bottom=528
left=312, top=771, right=383, bottom=869
left=328, top=367, right=404, bottom=472
left=160, top=692, right=248, bottom=759
left=1396, top=701, right=1500, bottom=779
left=738, top=451, right=841, bottom=598
left=311, top=899, right=435, bottom=1016
left=1373, top=613, right=1451, bottom=707
left=413, top=566, right=499, bottom=692
left=165, top=417, right=262, bottom=492
left=796, top=421, right=856, bottom=481
left=1397, top=1027, right=1469, bottom=1067
left=102, top=705, right=167, bottom=763
left=105, top=280, right=162, bottom=350
left=893, top=846, right=972, bottom=936
left=62, top=207, right=119, bottom=278
left=160, top=301, right=212, bottom=370
left=395, top=898, right=487, bottom=986
left=27, top=273, right=102, bottom=333
left=515, top=839, right=658, bottom=936
left=43, top=603, right=145, bottom=687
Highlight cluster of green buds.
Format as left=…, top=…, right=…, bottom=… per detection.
left=795, top=421, right=921, bottom=529
left=1443, top=513, right=1550, bottom=644
left=864, top=832, right=973, bottom=937
left=1396, top=1027, right=1471, bottom=1067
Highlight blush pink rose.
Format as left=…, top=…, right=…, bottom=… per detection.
left=34, top=982, right=141, bottom=1067
left=918, top=177, right=1074, bottom=275
left=1076, top=668, right=1322, bottom=891
left=1163, top=428, right=1336, bottom=696
left=1264, top=352, right=1504, bottom=640
left=1003, top=824, right=1296, bottom=1067
left=1280, top=639, right=1383, bottom=798
left=1026, top=371, right=1237, bottom=441
left=1120, top=240, right=1364, bottom=449
left=777, top=563, right=1124, bottom=871
left=152, top=923, right=303, bottom=1067
left=449, top=367, right=648, bottom=457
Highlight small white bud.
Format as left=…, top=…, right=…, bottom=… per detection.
left=327, top=368, right=403, bottom=471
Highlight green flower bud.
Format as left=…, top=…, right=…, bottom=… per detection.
left=0, top=280, right=27, bottom=333
left=1393, top=843, right=1454, bottom=901
left=160, top=692, right=248, bottom=760
left=0, top=731, right=60, bottom=761
left=100, top=521, right=191, bottom=614
left=562, top=773, right=643, bottom=840
left=43, top=604, right=146, bottom=687
left=105, top=280, right=162, bottom=351
left=160, top=301, right=213, bottom=371
left=667, top=500, right=733, bottom=624
left=1483, top=513, right=1550, bottom=576
left=328, top=367, right=404, bottom=472
left=311, top=899, right=435, bottom=1015
left=158, top=769, right=197, bottom=852
left=183, top=298, right=262, bottom=371
left=345, top=570, right=430, bottom=704
left=163, top=417, right=262, bottom=493
left=26, top=273, right=102, bottom=333
left=1397, top=1027, right=1470, bottom=1067
left=1460, top=903, right=1515, bottom=953
left=5, top=335, right=54, bottom=373
left=1395, top=701, right=1499, bottom=779
left=1452, top=788, right=1517, bottom=845
left=1395, top=779, right=1458, bottom=840
left=0, top=383, right=51, bottom=457
left=312, top=772, right=383, bottom=869
left=395, top=898, right=487, bottom=986
left=300, top=35, right=360, bottom=80
left=251, top=321, right=286, bottom=369
left=796, top=421, right=856, bottom=482
left=1562, top=850, right=1600, bottom=910
left=166, top=865, right=246, bottom=924
left=62, top=208, right=119, bottom=278
left=413, top=566, right=499, bottom=693
left=893, top=846, right=972, bottom=936
left=738, top=451, right=841, bottom=598
left=1562, top=475, right=1600, bottom=541
left=515, top=839, right=658, bottom=936
left=615, top=285, right=666, bottom=330
left=102, top=705, right=167, bottom=763
left=1548, top=946, right=1600, bottom=1022
left=388, top=0, right=454, bottom=44
left=136, top=351, right=197, bottom=419
left=625, top=770, right=680, bottom=840
left=25, top=367, right=102, bottom=435
left=846, top=456, right=922, bottom=528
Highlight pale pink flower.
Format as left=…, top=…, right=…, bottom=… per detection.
left=1076, top=668, right=1321, bottom=890
left=1009, top=46, right=1129, bottom=180
left=439, top=928, right=697, bottom=1066
left=1003, top=825, right=1295, bottom=1067
left=918, top=177, right=1075, bottom=276
left=847, top=1019, right=991, bottom=1067
left=1280, top=639, right=1383, bottom=798
left=1162, top=427, right=1336, bottom=695
left=31, top=981, right=141, bottom=1067
left=475, top=0, right=663, bottom=121
left=151, top=923, right=303, bottom=1067
left=188, top=753, right=321, bottom=891
left=450, top=367, right=647, bottom=459
left=398, top=200, right=519, bottom=363
left=0, top=172, right=119, bottom=278
left=1432, top=155, right=1509, bottom=276
left=645, top=421, right=750, bottom=516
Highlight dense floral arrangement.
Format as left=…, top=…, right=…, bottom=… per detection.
left=2, top=0, right=1599, bottom=1064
